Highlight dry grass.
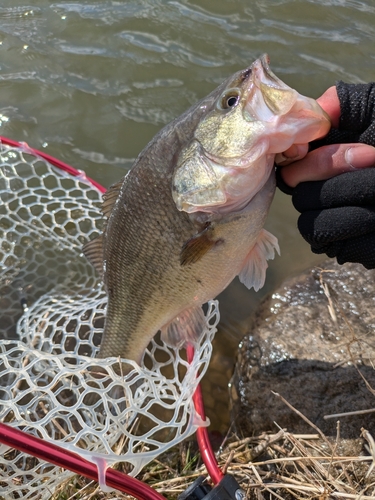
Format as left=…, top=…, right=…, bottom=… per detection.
left=51, top=420, right=375, bottom=500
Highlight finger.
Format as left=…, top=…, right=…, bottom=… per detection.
left=275, top=143, right=309, bottom=166
left=316, top=86, right=340, bottom=128
left=279, top=143, right=375, bottom=188
left=275, top=88, right=340, bottom=169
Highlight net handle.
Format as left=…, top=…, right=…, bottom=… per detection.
left=0, top=422, right=166, bottom=500
left=187, top=345, right=224, bottom=484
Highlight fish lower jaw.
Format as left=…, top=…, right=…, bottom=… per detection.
left=190, top=174, right=274, bottom=221
left=213, top=160, right=274, bottom=215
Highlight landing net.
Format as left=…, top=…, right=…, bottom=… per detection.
left=0, top=141, right=219, bottom=499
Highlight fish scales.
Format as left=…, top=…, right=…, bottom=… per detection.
left=102, top=128, right=190, bottom=356
left=84, top=55, right=331, bottom=365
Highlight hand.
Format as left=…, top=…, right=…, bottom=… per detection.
left=275, top=82, right=375, bottom=269
left=276, top=87, right=375, bottom=187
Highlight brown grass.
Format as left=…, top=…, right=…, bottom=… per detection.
left=51, top=420, right=375, bottom=500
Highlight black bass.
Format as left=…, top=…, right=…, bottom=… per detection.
left=83, top=54, right=330, bottom=365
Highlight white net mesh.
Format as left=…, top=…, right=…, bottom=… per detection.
left=0, top=142, right=219, bottom=499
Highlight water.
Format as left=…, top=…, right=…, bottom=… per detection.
left=0, top=0, right=374, bottom=430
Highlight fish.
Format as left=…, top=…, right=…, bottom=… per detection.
left=83, top=54, right=330, bottom=366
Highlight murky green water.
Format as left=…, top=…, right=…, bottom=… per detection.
left=1, top=0, right=374, bottom=430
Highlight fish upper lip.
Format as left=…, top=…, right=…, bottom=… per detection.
left=242, top=54, right=272, bottom=83
left=258, top=54, right=278, bottom=84
left=243, top=54, right=286, bottom=105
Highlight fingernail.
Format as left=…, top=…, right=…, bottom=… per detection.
left=275, top=144, right=308, bottom=166
left=275, top=152, right=289, bottom=165
left=345, top=145, right=375, bottom=169
left=284, top=144, right=300, bottom=159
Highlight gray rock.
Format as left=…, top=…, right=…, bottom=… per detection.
left=231, top=260, right=375, bottom=439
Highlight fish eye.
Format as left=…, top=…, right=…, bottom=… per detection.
left=219, top=89, right=240, bottom=110
left=226, top=96, right=238, bottom=107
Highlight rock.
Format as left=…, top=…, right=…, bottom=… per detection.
left=230, top=260, right=375, bottom=439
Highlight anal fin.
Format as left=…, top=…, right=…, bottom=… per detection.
left=160, top=306, right=207, bottom=348
left=238, top=229, right=280, bottom=292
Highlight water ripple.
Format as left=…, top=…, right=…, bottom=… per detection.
left=0, top=6, right=44, bottom=42
left=50, top=2, right=148, bottom=23
left=72, top=148, right=135, bottom=169
left=299, top=54, right=365, bottom=84
left=167, top=1, right=239, bottom=30
left=118, top=30, right=224, bottom=68
left=0, top=5, right=40, bottom=19
left=118, top=32, right=169, bottom=54
left=116, top=85, right=197, bottom=126
left=261, top=18, right=360, bottom=44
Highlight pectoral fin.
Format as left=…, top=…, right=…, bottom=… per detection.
left=180, top=224, right=220, bottom=266
left=238, top=229, right=280, bottom=292
left=160, top=306, right=207, bottom=348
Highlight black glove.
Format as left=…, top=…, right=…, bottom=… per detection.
left=277, top=81, right=375, bottom=269
left=292, top=169, right=375, bottom=269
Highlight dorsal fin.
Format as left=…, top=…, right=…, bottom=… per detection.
left=102, top=179, right=123, bottom=218
left=82, top=234, right=104, bottom=275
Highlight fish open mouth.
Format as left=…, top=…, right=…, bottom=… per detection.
left=243, top=54, right=331, bottom=146
left=243, top=54, right=299, bottom=122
